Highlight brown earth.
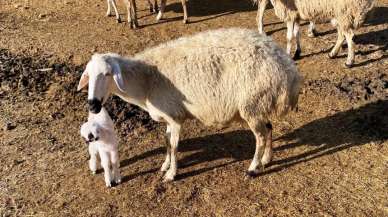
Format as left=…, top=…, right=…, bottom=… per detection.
left=0, top=0, right=387, bottom=216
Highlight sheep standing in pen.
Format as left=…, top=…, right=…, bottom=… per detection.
left=254, top=0, right=317, bottom=37
left=266, top=0, right=375, bottom=67
left=106, top=0, right=158, bottom=28
left=80, top=107, right=121, bottom=187
left=77, top=28, right=302, bottom=182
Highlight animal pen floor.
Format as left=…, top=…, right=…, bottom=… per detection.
left=0, top=0, right=387, bottom=216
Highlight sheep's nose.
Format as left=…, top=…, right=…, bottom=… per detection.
left=88, top=99, right=102, bottom=114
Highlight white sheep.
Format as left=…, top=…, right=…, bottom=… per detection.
left=254, top=0, right=317, bottom=37
left=156, top=0, right=188, bottom=24
left=80, top=107, right=121, bottom=187
left=77, top=28, right=302, bottom=182
left=266, top=0, right=375, bottom=67
left=106, top=0, right=158, bottom=28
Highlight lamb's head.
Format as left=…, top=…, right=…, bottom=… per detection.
left=80, top=122, right=101, bottom=143
left=77, top=54, right=125, bottom=114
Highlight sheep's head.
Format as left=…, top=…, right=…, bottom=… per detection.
left=77, top=54, right=125, bottom=114
left=80, top=122, right=101, bottom=143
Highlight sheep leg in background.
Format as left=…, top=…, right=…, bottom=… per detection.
left=106, top=0, right=121, bottom=23
left=246, top=121, right=267, bottom=177
left=286, top=21, right=294, bottom=55
left=100, top=151, right=113, bottom=187
left=293, top=21, right=301, bottom=60
left=163, top=123, right=181, bottom=182
left=161, top=125, right=171, bottom=172
left=256, top=0, right=269, bottom=34
left=181, top=0, right=188, bottom=24
left=329, top=28, right=345, bottom=59
left=156, top=0, right=167, bottom=21
left=88, top=143, right=98, bottom=174
left=147, top=0, right=158, bottom=13
left=261, top=122, right=273, bottom=166
left=125, top=0, right=138, bottom=28
left=307, top=21, right=317, bottom=37
left=344, top=29, right=355, bottom=68
left=110, top=150, right=121, bottom=184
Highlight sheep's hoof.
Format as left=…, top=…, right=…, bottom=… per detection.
left=344, top=62, right=354, bottom=68
left=114, top=177, right=122, bottom=184
left=328, top=52, right=337, bottom=59
left=183, top=19, right=188, bottom=24
left=106, top=182, right=112, bottom=188
left=307, top=29, right=317, bottom=38
left=162, top=176, right=174, bottom=183
left=293, top=49, right=301, bottom=60
left=91, top=171, right=96, bottom=175
left=116, top=18, right=121, bottom=23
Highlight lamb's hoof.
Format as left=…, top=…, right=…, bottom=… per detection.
left=91, top=171, right=96, bottom=175
left=328, top=52, right=337, bottom=59
left=183, top=19, right=188, bottom=24
left=116, top=18, right=121, bottom=23
left=106, top=182, right=112, bottom=188
left=106, top=13, right=112, bottom=17
left=293, top=49, right=301, bottom=60
left=344, top=62, right=354, bottom=68
left=307, top=29, right=317, bottom=38
left=245, top=170, right=259, bottom=178
left=114, top=177, right=122, bottom=184
left=162, top=176, right=174, bottom=183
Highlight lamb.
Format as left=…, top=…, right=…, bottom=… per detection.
left=106, top=0, right=158, bottom=28
left=80, top=107, right=121, bottom=187
left=156, top=0, right=188, bottom=24
left=254, top=0, right=317, bottom=37
left=77, top=28, right=302, bottom=182
left=266, top=0, right=375, bottom=67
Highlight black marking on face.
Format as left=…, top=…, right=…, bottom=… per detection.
left=88, top=98, right=102, bottom=114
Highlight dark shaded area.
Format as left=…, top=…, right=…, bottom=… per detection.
left=364, top=7, right=388, bottom=26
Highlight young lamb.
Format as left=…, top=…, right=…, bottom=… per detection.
left=267, top=0, right=375, bottom=67
left=106, top=0, right=158, bottom=28
left=254, top=0, right=317, bottom=37
left=80, top=107, right=121, bottom=187
left=77, top=28, right=302, bottom=182
left=156, top=0, right=188, bottom=24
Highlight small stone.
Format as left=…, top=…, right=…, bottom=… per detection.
left=4, top=122, right=16, bottom=131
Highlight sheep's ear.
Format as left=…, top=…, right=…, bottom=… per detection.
left=111, top=61, right=125, bottom=92
left=77, top=71, right=89, bottom=91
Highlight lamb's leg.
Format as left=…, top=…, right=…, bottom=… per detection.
left=163, top=123, right=181, bottom=182
left=153, top=0, right=159, bottom=12
left=111, top=0, right=121, bottom=23
left=261, top=122, right=273, bottom=166
left=88, top=143, right=98, bottom=174
left=126, top=0, right=138, bottom=29
left=161, top=125, right=171, bottom=172
left=100, top=151, right=113, bottom=187
left=293, top=21, right=301, bottom=60
left=156, top=0, right=167, bottom=21
left=106, top=0, right=112, bottom=16
left=256, top=0, right=268, bottom=34
left=110, top=150, right=121, bottom=184
left=329, top=28, right=344, bottom=59
left=286, top=21, right=294, bottom=55
left=147, top=0, right=154, bottom=12
left=344, top=29, right=355, bottom=68
left=307, top=21, right=317, bottom=38
left=246, top=121, right=267, bottom=177
left=181, top=0, right=188, bottom=24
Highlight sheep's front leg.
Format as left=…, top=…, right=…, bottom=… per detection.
left=110, top=0, right=121, bottom=23
left=100, top=151, right=113, bottom=187
left=110, top=150, right=121, bottom=184
left=286, top=21, right=294, bottom=55
left=307, top=21, right=317, bottom=38
left=181, top=0, right=188, bottom=24
left=256, top=0, right=268, bottom=34
left=88, top=143, right=98, bottom=174
left=329, top=28, right=344, bottom=59
left=156, top=0, right=167, bottom=21
left=163, top=123, right=181, bottom=182
left=344, top=29, right=355, bottom=68
left=293, top=21, right=301, bottom=60
left=246, top=122, right=267, bottom=177
left=126, top=0, right=138, bottom=29
left=161, top=125, right=171, bottom=172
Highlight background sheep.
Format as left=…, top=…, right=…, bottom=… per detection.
left=77, top=28, right=302, bottom=182
left=106, top=0, right=158, bottom=28
left=254, top=0, right=317, bottom=37
left=80, top=107, right=121, bottom=187
left=267, top=0, right=375, bottom=67
left=156, top=0, right=188, bottom=24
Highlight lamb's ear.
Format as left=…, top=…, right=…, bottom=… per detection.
left=77, top=71, right=89, bottom=91
left=111, top=61, right=126, bottom=92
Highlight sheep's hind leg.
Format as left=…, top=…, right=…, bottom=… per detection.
left=256, top=0, right=269, bottom=34
left=293, top=21, right=302, bottom=60
left=344, top=29, right=355, bottom=68
left=329, top=28, right=344, bottom=59
left=156, top=0, right=167, bottom=21
left=111, top=0, right=121, bottom=23
left=181, top=0, right=188, bottom=24
left=110, top=151, right=121, bottom=185
left=163, top=123, right=181, bottom=182
left=261, top=122, right=273, bottom=166
left=245, top=119, right=268, bottom=177
left=307, top=21, right=317, bottom=38
left=160, top=125, right=171, bottom=172
left=286, top=21, right=294, bottom=55
left=106, top=0, right=112, bottom=16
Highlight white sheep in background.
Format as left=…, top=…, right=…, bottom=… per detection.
left=254, top=0, right=317, bottom=37
left=80, top=107, right=121, bottom=187
left=106, top=0, right=158, bottom=28
left=267, top=0, right=375, bottom=67
left=156, top=0, right=188, bottom=24
left=77, top=28, right=302, bottom=182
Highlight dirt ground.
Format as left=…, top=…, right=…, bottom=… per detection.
left=0, top=0, right=387, bottom=216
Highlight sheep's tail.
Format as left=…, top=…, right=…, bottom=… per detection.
left=275, top=72, right=302, bottom=117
